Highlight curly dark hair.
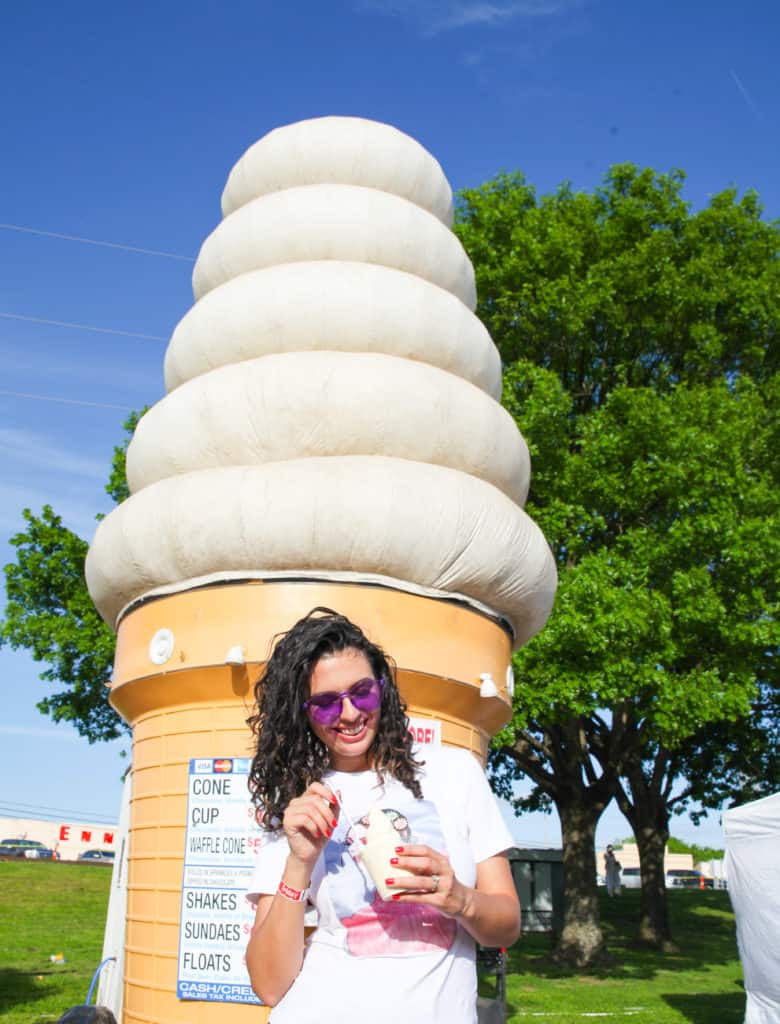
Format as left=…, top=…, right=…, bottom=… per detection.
left=247, top=607, right=423, bottom=830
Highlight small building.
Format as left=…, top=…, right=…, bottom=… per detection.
left=0, top=815, right=118, bottom=861
left=508, top=847, right=564, bottom=933
left=597, top=842, right=693, bottom=873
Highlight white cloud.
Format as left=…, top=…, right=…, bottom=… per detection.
left=0, top=344, right=163, bottom=400
left=0, top=430, right=110, bottom=539
left=729, top=68, right=763, bottom=120
left=0, top=427, right=107, bottom=480
left=354, top=0, right=584, bottom=34
left=0, top=480, right=107, bottom=540
left=0, top=724, right=81, bottom=742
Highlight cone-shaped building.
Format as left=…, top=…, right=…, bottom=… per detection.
left=86, top=116, right=556, bottom=1024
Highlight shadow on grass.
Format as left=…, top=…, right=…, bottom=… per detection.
left=663, top=989, right=745, bottom=1023
left=0, top=967, right=52, bottom=1014
left=506, top=890, right=740, bottom=982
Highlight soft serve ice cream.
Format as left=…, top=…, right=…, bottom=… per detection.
left=358, top=807, right=416, bottom=901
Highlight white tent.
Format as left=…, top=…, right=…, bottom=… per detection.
left=724, top=792, right=780, bottom=1024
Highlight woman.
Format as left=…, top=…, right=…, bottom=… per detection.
left=246, top=607, right=520, bottom=1022
left=604, top=845, right=622, bottom=896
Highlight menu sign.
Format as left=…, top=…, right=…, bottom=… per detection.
left=177, top=757, right=263, bottom=1004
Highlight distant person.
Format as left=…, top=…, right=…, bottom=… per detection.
left=604, top=845, right=622, bottom=896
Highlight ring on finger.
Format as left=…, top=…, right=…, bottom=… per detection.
left=431, top=873, right=440, bottom=893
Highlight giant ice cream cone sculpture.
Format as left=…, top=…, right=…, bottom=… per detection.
left=86, top=116, right=556, bottom=1024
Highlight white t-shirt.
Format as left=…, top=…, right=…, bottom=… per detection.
left=247, top=746, right=514, bottom=1024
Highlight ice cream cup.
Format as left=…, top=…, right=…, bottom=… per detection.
left=358, top=806, right=417, bottom=901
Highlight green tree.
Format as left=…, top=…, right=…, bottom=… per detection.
left=666, top=838, right=724, bottom=862
left=456, top=166, right=780, bottom=961
left=0, top=411, right=143, bottom=741
left=680, top=683, right=780, bottom=814
left=585, top=378, right=777, bottom=945
left=457, top=167, right=778, bottom=401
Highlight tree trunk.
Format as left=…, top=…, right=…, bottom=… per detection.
left=555, top=799, right=605, bottom=966
left=496, top=715, right=618, bottom=967
left=634, top=819, right=672, bottom=947
left=615, top=753, right=676, bottom=949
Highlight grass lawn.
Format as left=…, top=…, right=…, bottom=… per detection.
left=0, top=860, right=111, bottom=1024
left=497, top=889, right=744, bottom=1023
left=1, top=861, right=743, bottom=1023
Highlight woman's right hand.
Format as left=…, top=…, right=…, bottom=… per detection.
left=282, top=782, right=339, bottom=867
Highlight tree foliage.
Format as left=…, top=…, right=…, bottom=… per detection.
left=666, top=837, right=724, bottom=862
left=457, top=166, right=778, bottom=402
left=1, top=507, right=120, bottom=740
left=0, top=411, right=143, bottom=741
left=456, top=164, right=780, bottom=957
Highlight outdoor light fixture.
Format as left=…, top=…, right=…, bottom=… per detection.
left=479, top=672, right=499, bottom=698
left=148, top=628, right=175, bottom=666
left=225, top=645, right=245, bottom=667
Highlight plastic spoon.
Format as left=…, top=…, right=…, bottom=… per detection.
left=332, top=788, right=358, bottom=833
left=332, top=789, right=366, bottom=861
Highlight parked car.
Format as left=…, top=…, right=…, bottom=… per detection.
left=620, top=867, right=642, bottom=888
left=78, top=848, right=115, bottom=863
left=0, top=838, right=54, bottom=859
left=665, top=868, right=714, bottom=889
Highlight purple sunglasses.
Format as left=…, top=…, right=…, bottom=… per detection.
left=302, top=677, right=386, bottom=726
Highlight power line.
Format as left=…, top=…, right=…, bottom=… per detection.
left=0, top=221, right=195, bottom=262
left=0, top=389, right=134, bottom=411
left=0, top=799, right=118, bottom=824
left=0, top=809, right=118, bottom=825
left=0, top=807, right=117, bottom=825
left=1, top=797, right=119, bottom=818
left=0, top=311, right=168, bottom=342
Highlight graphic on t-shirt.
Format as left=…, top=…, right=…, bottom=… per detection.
left=322, top=799, right=457, bottom=957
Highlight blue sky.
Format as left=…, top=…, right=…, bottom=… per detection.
left=1, top=0, right=777, bottom=847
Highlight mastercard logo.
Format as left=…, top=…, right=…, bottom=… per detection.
left=213, top=759, right=233, bottom=773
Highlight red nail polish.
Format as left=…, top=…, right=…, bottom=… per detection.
left=395, top=846, right=404, bottom=854
left=385, top=878, right=394, bottom=885
left=389, top=857, right=399, bottom=865
left=392, top=893, right=401, bottom=900
left=326, top=828, right=332, bottom=836
left=332, top=819, right=338, bottom=827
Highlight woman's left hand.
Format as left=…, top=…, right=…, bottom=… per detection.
left=384, top=844, right=470, bottom=918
